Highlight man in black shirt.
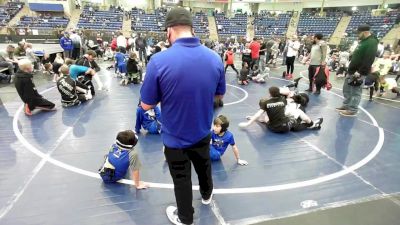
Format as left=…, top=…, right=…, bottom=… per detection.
left=57, top=65, right=92, bottom=107
left=257, top=87, right=323, bottom=133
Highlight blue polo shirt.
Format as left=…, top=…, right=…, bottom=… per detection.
left=69, top=65, right=89, bottom=80
left=140, top=37, right=226, bottom=148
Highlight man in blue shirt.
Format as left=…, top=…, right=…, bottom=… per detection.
left=140, top=7, right=225, bottom=225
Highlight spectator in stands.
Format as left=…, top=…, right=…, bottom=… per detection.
left=336, top=24, right=378, bottom=117
left=70, top=30, right=82, bottom=59
left=303, top=33, right=327, bottom=94
left=249, top=37, right=261, bottom=69
left=14, top=41, right=26, bottom=57
left=135, top=33, right=147, bottom=63
left=60, top=32, right=73, bottom=59
left=0, top=45, right=17, bottom=78
left=117, top=32, right=127, bottom=54
left=14, top=59, right=55, bottom=116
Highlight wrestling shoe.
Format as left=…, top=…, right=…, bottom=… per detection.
left=310, top=118, right=323, bottom=130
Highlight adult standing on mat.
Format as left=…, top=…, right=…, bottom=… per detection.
left=284, top=35, right=300, bottom=79
left=336, top=24, right=378, bottom=117
left=140, top=7, right=226, bottom=225
left=303, top=33, right=327, bottom=94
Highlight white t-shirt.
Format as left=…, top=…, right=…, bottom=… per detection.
left=286, top=40, right=300, bottom=57
left=117, top=35, right=126, bottom=48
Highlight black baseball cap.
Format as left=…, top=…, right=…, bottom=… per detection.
left=164, top=7, right=193, bottom=31
left=357, top=24, right=370, bottom=32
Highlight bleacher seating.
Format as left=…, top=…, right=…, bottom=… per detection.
left=254, top=12, right=292, bottom=37
left=297, top=11, right=342, bottom=37
left=193, top=12, right=209, bottom=35
left=77, top=6, right=123, bottom=31
left=215, top=13, right=247, bottom=39
left=131, top=8, right=209, bottom=37
left=131, top=7, right=165, bottom=32
left=346, top=10, right=399, bottom=38
left=0, top=2, right=24, bottom=27
left=17, top=16, right=69, bottom=29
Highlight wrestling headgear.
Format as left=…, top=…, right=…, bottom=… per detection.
left=214, top=115, right=230, bottom=133
left=116, top=130, right=138, bottom=149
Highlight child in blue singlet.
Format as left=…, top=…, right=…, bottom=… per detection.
left=210, top=115, right=248, bottom=165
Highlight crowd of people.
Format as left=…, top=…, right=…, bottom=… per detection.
left=1, top=4, right=400, bottom=225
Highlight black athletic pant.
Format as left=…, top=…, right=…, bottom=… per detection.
left=286, top=56, right=295, bottom=74
left=224, top=64, right=239, bottom=74
left=28, top=97, right=55, bottom=111
left=164, top=134, right=213, bottom=225
left=72, top=48, right=80, bottom=60
left=268, top=118, right=312, bottom=133
left=308, top=65, right=318, bottom=90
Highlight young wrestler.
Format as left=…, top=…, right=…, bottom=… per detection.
left=377, top=75, right=399, bottom=98
left=75, top=50, right=106, bottom=91
left=252, top=65, right=269, bottom=83
left=210, top=115, right=248, bottom=165
left=127, top=52, right=141, bottom=84
left=57, top=65, right=92, bottom=107
left=135, top=101, right=162, bottom=134
left=240, top=86, right=322, bottom=132
left=224, top=47, right=239, bottom=75
left=14, top=59, right=56, bottom=116
left=99, top=130, right=149, bottom=189
left=65, top=59, right=97, bottom=95
left=114, top=47, right=126, bottom=74
left=239, top=62, right=249, bottom=85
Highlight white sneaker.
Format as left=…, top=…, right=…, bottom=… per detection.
left=201, top=192, right=213, bottom=205
left=166, top=206, right=193, bottom=225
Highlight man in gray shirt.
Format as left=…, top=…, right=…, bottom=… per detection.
left=304, top=33, right=327, bottom=93
left=0, top=45, right=18, bottom=78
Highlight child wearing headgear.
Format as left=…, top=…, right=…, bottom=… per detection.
left=135, top=100, right=162, bottom=134
left=99, top=130, right=149, bottom=189
left=127, top=52, right=141, bottom=84
left=210, top=115, right=248, bottom=165
left=239, top=62, right=249, bottom=85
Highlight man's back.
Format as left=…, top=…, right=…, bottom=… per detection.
left=141, top=37, right=225, bottom=148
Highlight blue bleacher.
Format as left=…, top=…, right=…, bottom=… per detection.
left=131, top=8, right=209, bottom=36
left=77, top=6, right=123, bottom=31
left=346, top=11, right=399, bottom=38
left=297, top=11, right=342, bottom=37
left=17, top=16, right=69, bottom=29
left=215, top=13, right=247, bottom=39
left=254, top=12, right=292, bottom=37
left=0, top=2, right=24, bottom=27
